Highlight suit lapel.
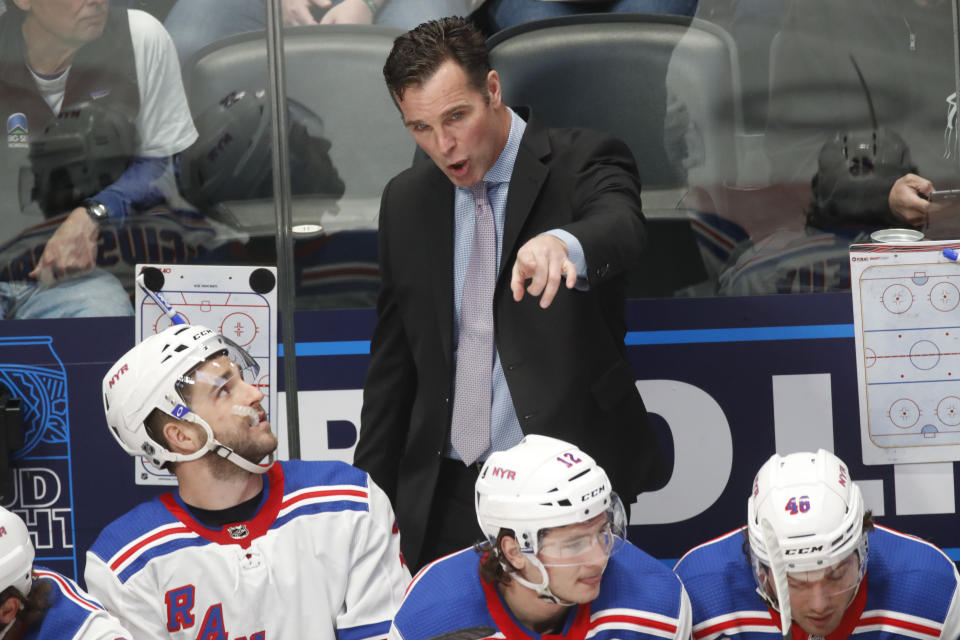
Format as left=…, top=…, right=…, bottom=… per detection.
left=423, top=166, right=456, bottom=368
left=500, top=120, right=550, bottom=280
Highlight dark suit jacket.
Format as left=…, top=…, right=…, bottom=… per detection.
left=356, top=115, right=662, bottom=565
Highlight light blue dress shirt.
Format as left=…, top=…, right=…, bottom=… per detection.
left=445, top=108, right=587, bottom=462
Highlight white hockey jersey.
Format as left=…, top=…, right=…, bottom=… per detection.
left=675, top=525, right=960, bottom=640
left=392, top=544, right=691, bottom=640
left=24, top=568, right=132, bottom=640
left=85, top=460, right=410, bottom=640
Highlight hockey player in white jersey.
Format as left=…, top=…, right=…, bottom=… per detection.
left=0, top=506, right=132, bottom=640
left=85, top=324, right=410, bottom=640
left=675, top=449, right=960, bottom=640
left=391, top=434, right=691, bottom=640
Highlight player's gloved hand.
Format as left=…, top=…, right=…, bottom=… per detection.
left=29, top=207, right=99, bottom=285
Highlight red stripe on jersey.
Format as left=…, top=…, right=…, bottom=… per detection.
left=109, top=525, right=193, bottom=571
left=694, top=616, right=777, bottom=639
left=590, top=614, right=676, bottom=634
left=34, top=570, right=101, bottom=612
left=857, top=616, right=940, bottom=637
left=158, top=463, right=286, bottom=549
left=280, top=488, right=368, bottom=510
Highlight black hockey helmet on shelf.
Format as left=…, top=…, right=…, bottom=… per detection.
left=23, top=101, right=137, bottom=216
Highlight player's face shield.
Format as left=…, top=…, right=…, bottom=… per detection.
left=752, top=539, right=866, bottom=606
left=172, top=337, right=260, bottom=420
left=536, top=493, right=627, bottom=567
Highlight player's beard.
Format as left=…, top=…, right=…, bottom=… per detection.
left=205, top=416, right=277, bottom=479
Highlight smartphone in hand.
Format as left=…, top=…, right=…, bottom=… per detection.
left=929, top=189, right=960, bottom=202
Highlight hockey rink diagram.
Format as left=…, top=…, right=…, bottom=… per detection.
left=859, top=262, right=960, bottom=450
left=134, top=264, right=277, bottom=484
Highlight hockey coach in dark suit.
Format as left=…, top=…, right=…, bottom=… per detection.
left=356, top=16, right=664, bottom=571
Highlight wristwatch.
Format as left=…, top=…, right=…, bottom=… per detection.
left=82, top=199, right=110, bottom=223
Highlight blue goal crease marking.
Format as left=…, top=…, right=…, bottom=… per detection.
left=279, top=324, right=855, bottom=356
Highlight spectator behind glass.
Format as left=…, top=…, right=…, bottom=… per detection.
left=720, top=127, right=917, bottom=295
left=164, top=0, right=478, bottom=69
left=0, top=0, right=196, bottom=320
left=478, top=0, right=697, bottom=34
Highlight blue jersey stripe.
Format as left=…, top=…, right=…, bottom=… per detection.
left=272, top=500, right=369, bottom=531
left=339, top=619, right=392, bottom=640
left=118, top=536, right=210, bottom=584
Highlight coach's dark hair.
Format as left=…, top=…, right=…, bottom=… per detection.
left=476, top=529, right=521, bottom=587
left=383, top=16, right=490, bottom=104
left=0, top=578, right=52, bottom=628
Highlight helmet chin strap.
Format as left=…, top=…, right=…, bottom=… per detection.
left=175, top=410, right=275, bottom=475
left=211, top=443, right=275, bottom=474
left=508, top=554, right=576, bottom=607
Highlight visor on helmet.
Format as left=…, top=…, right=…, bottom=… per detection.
left=751, top=537, right=867, bottom=606
left=170, top=338, right=260, bottom=422
left=536, top=493, right=627, bottom=567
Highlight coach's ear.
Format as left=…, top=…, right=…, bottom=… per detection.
left=499, top=535, right=526, bottom=572
left=0, top=595, right=19, bottom=624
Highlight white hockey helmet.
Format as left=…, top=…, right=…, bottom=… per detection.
left=476, top=435, right=624, bottom=552
left=102, top=325, right=274, bottom=474
left=747, top=449, right=867, bottom=634
left=0, top=508, right=34, bottom=598
left=476, top=435, right=625, bottom=603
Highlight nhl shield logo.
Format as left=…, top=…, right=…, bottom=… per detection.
left=227, top=524, right=249, bottom=539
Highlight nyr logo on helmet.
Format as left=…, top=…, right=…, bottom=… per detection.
left=838, top=464, right=848, bottom=487
left=6, top=112, right=28, bottom=149
left=227, top=524, right=249, bottom=539
left=492, top=467, right=516, bottom=480
left=107, top=363, right=129, bottom=389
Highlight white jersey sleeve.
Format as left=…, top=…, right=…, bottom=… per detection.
left=84, top=548, right=170, bottom=640
left=128, top=9, right=197, bottom=157
left=337, top=476, right=412, bottom=640
left=78, top=610, right=137, bottom=640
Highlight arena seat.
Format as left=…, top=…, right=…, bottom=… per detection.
left=182, top=24, right=413, bottom=234
left=487, top=13, right=744, bottom=193
left=181, top=25, right=411, bottom=307
left=488, top=14, right=744, bottom=295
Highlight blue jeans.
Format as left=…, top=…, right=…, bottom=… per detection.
left=164, top=0, right=474, bottom=67
left=0, top=269, right=134, bottom=320
left=484, top=0, right=698, bottom=32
